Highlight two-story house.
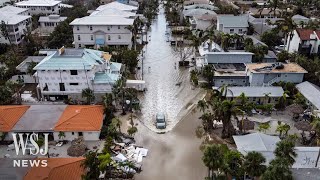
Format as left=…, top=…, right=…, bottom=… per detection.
left=38, top=14, right=67, bottom=36
left=287, top=28, right=320, bottom=55
left=246, top=62, right=307, bottom=86
left=70, top=2, right=137, bottom=49
left=0, top=5, right=31, bottom=44
left=15, top=0, right=61, bottom=15
left=217, top=15, right=249, bottom=35
left=33, top=47, right=122, bottom=101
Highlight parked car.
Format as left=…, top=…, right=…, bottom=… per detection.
left=156, top=112, right=166, bottom=129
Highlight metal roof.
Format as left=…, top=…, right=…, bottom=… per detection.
left=90, top=8, right=136, bottom=17
left=70, top=16, right=134, bottom=26
left=15, top=0, right=61, bottom=7
left=96, top=1, right=138, bottom=11
left=0, top=5, right=28, bottom=14
left=214, top=86, right=284, bottom=97
left=296, top=81, right=320, bottom=110
left=217, top=15, right=249, bottom=28
left=94, top=72, right=120, bottom=84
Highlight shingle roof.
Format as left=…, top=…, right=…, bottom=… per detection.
left=24, top=158, right=85, bottom=180
left=296, top=81, right=320, bottom=110
left=54, top=105, right=104, bottom=131
left=217, top=15, right=249, bottom=28
left=0, top=105, right=30, bottom=132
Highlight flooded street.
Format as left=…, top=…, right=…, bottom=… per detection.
left=139, top=4, right=202, bottom=132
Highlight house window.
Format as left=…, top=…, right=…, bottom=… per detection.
left=76, top=26, right=79, bottom=31
left=107, top=26, right=110, bottom=31
left=72, top=132, right=74, bottom=135
left=78, top=35, right=81, bottom=41
left=230, top=29, right=234, bottom=34
left=108, top=35, right=111, bottom=40
left=70, top=70, right=78, bottom=75
left=118, top=35, right=121, bottom=39
left=78, top=44, right=82, bottom=48
left=70, top=83, right=79, bottom=85
left=238, top=29, right=243, bottom=33
left=59, top=83, right=65, bottom=91
left=91, top=35, right=93, bottom=41
left=89, top=26, right=92, bottom=30
left=118, top=25, right=120, bottom=29
left=78, top=132, right=83, bottom=136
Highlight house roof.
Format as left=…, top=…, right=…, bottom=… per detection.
left=0, top=5, right=28, bottom=15
left=39, top=15, right=67, bottom=23
left=296, top=81, right=320, bottom=110
left=70, top=16, right=134, bottom=26
left=233, top=133, right=280, bottom=152
left=0, top=105, right=30, bottom=132
left=24, top=158, right=85, bottom=180
left=296, top=29, right=316, bottom=40
left=15, top=0, right=61, bottom=7
left=214, top=86, right=284, bottom=98
left=247, top=63, right=307, bottom=73
left=12, top=105, right=66, bottom=132
left=0, top=12, right=31, bottom=25
left=217, top=15, right=249, bottom=28
left=183, top=9, right=217, bottom=17
left=54, top=105, right=104, bottom=131
left=90, top=8, right=136, bottom=17
left=96, top=1, right=138, bottom=11
left=34, top=49, right=108, bottom=70
left=94, top=72, right=120, bottom=84
left=184, top=4, right=218, bottom=11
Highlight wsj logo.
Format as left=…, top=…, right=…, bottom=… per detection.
left=12, top=133, right=49, bottom=167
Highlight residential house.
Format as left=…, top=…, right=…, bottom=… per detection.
left=33, top=48, right=122, bottom=101
left=0, top=5, right=31, bottom=44
left=215, top=86, right=285, bottom=104
left=248, top=14, right=280, bottom=34
left=296, top=81, right=320, bottom=117
left=0, top=105, right=30, bottom=138
left=233, top=133, right=320, bottom=179
left=292, top=14, right=310, bottom=26
left=15, top=0, right=61, bottom=15
left=38, top=14, right=67, bottom=36
left=14, top=56, right=45, bottom=83
left=205, top=52, right=253, bottom=64
left=6, top=105, right=66, bottom=141
left=24, top=158, right=85, bottom=180
left=70, top=2, right=137, bottom=49
left=217, top=15, right=249, bottom=35
left=287, top=28, right=320, bottom=55
left=247, top=8, right=281, bottom=18
left=183, top=5, right=217, bottom=31
left=213, top=63, right=248, bottom=87
left=53, top=105, right=104, bottom=141
left=246, top=62, right=307, bottom=86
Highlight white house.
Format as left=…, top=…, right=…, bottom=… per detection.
left=15, top=0, right=61, bottom=15
left=70, top=2, right=138, bottom=49
left=205, top=52, right=253, bottom=64
left=215, top=86, right=285, bottom=105
left=246, top=62, right=307, bottom=86
left=38, top=14, right=67, bottom=36
left=0, top=5, right=31, bottom=44
left=292, top=14, right=310, bottom=26
left=33, top=47, right=122, bottom=101
left=217, top=15, right=249, bottom=35
left=53, top=105, right=104, bottom=141
left=212, top=63, right=249, bottom=87
left=183, top=6, right=217, bottom=31
left=287, top=28, right=320, bottom=55
left=296, top=81, right=320, bottom=116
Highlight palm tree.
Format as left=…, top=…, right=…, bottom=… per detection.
left=202, top=64, right=215, bottom=85
left=311, top=117, right=320, bottom=145
left=81, top=88, right=95, bottom=105
left=273, top=15, right=296, bottom=51
left=221, top=100, right=238, bottom=138
left=274, top=139, right=297, bottom=166
left=199, top=112, right=214, bottom=132
left=111, top=117, right=122, bottom=133
left=203, top=28, right=216, bottom=51
left=258, top=122, right=271, bottom=133
left=202, top=144, right=228, bottom=179
left=197, top=99, right=208, bottom=113
left=224, top=150, right=244, bottom=179
left=98, top=152, right=112, bottom=171
left=221, top=33, right=231, bottom=51
left=243, top=151, right=266, bottom=179
left=82, top=151, right=100, bottom=179
left=276, top=122, right=291, bottom=138
left=261, top=157, right=293, bottom=180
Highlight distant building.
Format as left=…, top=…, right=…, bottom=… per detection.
left=217, top=15, right=249, bottom=35
left=33, top=48, right=122, bottom=101
left=0, top=5, right=31, bottom=44
left=246, top=63, right=307, bottom=86
left=15, top=0, right=61, bottom=15
left=215, top=86, right=285, bottom=104
left=70, top=2, right=138, bottom=49
left=292, top=14, right=310, bottom=26
left=14, top=56, right=45, bottom=83
left=287, top=28, right=320, bottom=55
left=247, top=8, right=281, bottom=18
left=38, top=14, right=67, bottom=36
left=213, top=63, right=248, bottom=87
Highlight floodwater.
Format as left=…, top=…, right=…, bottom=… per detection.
left=139, top=4, right=201, bottom=132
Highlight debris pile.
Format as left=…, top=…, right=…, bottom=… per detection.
left=67, top=137, right=87, bottom=157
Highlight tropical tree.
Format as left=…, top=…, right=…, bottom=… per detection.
left=82, top=151, right=100, bottom=179
left=202, top=65, right=215, bottom=85
left=274, top=138, right=297, bottom=166
left=197, top=99, right=208, bottom=113
left=311, top=117, right=320, bottom=145
left=224, top=150, right=244, bottom=179
left=202, top=144, right=228, bottom=179
left=261, top=157, right=293, bottom=180
left=243, top=151, right=266, bottom=179
left=221, top=100, right=238, bottom=138
left=111, top=117, right=122, bottom=133
left=190, top=69, right=199, bottom=86
left=5, top=80, right=23, bottom=104
left=199, top=112, right=214, bottom=132
left=127, top=126, right=138, bottom=137
left=81, top=88, right=95, bottom=104
left=97, top=152, right=112, bottom=171
left=258, top=122, right=271, bottom=133
left=276, top=122, right=291, bottom=138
